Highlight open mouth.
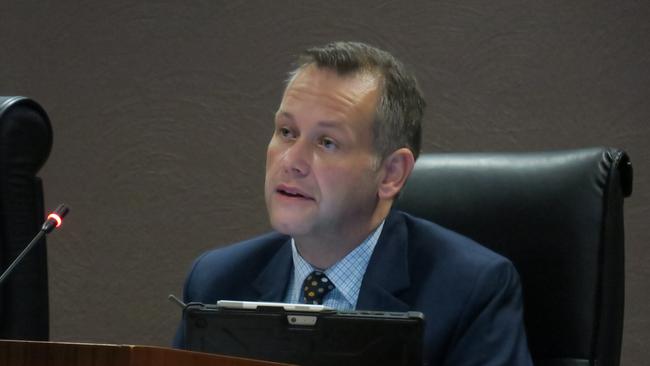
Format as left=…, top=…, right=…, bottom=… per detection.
left=276, top=186, right=313, bottom=200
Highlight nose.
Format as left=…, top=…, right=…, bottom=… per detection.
left=281, top=139, right=311, bottom=177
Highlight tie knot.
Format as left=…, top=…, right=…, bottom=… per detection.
left=302, top=271, right=335, bottom=305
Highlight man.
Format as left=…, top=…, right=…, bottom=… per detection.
left=175, top=42, right=532, bottom=365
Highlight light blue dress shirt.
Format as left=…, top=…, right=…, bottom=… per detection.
left=283, top=221, right=385, bottom=310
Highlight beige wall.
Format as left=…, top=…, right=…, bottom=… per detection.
left=1, top=1, right=648, bottom=364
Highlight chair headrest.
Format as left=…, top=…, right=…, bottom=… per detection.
left=0, top=96, right=53, bottom=174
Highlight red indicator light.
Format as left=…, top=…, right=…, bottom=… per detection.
left=47, top=213, right=62, bottom=228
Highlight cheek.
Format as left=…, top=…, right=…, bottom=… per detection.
left=265, top=147, right=278, bottom=193
left=328, top=162, right=378, bottom=197
left=265, top=142, right=279, bottom=171
left=315, top=164, right=360, bottom=196
left=264, top=153, right=279, bottom=204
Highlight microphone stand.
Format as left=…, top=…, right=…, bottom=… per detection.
left=0, top=204, right=69, bottom=286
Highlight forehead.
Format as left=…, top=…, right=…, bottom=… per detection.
left=286, top=65, right=380, bottom=95
left=279, top=65, right=380, bottom=123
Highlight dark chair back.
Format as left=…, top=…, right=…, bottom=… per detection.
left=0, top=96, right=52, bottom=340
left=395, top=147, right=632, bottom=366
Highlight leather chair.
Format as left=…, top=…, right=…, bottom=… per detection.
left=0, top=96, right=52, bottom=340
left=395, top=147, right=632, bottom=366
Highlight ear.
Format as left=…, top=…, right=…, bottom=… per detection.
left=377, top=148, right=415, bottom=200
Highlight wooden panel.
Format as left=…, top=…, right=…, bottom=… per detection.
left=129, top=345, right=294, bottom=366
left=0, top=340, right=129, bottom=366
left=0, top=340, right=293, bottom=366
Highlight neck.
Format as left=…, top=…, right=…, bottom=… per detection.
left=294, top=202, right=391, bottom=269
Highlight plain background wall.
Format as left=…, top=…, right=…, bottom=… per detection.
left=1, top=1, right=648, bottom=364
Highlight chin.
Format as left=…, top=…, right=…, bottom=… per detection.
left=269, top=214, right=311, bottom=236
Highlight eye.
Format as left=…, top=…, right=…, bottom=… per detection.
left=320, top=137, right=338, bottom=151
left=278, top=126, right=295, bottom=139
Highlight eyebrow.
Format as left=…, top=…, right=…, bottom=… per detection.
left=275, top=111, right=344, bottom=128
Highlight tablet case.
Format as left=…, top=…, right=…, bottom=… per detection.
left=182, top=302, right=424, bottom=366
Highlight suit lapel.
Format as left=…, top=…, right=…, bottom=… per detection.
left=357, top=211, right=411, bottom=312
left=250, top=212, right=412, bottom=309
left=251, top=238, right=293, bottom=302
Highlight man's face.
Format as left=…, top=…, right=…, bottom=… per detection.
left=265, top=65, right=383, bottom=240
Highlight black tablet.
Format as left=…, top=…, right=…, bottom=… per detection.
left=182, top=300, right=424, bottom=366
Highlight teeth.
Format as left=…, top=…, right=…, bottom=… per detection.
left=279, top=189, right=304, bottom=198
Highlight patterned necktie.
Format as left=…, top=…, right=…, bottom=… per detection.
left=302, top=271, right=335, bottom=305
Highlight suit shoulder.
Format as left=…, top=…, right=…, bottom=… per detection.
left=183, top=232, right=288, bottom=292
left=395, top=210, right=513, bottom=270
left=192, top=231, right=290, bottom=271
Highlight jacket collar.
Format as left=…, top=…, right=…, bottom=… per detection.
left=251, top=237, right=293, bottom=302
left=251, top=210, right=412, bottom=309
left=356, top=210, right=411, bottom=312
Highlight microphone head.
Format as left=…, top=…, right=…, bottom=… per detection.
left=42, top=204, right=70, bottom=233
left=53, top=204, right=69, bottom=219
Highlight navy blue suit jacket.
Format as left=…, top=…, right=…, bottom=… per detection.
left=174, top=210, right=532, bottom=365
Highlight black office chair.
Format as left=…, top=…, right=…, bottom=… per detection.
left=395, top=147, right=632, bottom=366
left=0, top=96, right=52, bottom=340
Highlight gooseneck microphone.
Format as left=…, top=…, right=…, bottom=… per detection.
left=0, top=204, right=69, bottom=286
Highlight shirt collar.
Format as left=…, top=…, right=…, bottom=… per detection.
left=289, top=221, right=385, bottom=306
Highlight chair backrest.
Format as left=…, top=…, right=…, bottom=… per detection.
left=395, top=147, right=632, bottom=366
left=0, top=96, right=52, bottom=340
